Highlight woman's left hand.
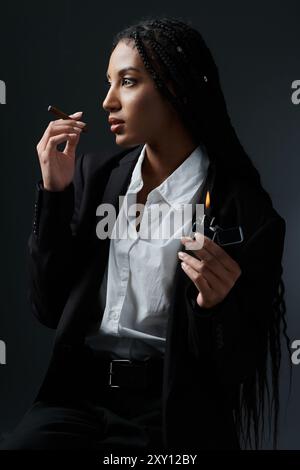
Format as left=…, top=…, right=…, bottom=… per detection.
left=179, top=232, right=242, bottom=309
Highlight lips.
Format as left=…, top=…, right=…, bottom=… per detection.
left=110, top=122, right=124, bottom=133
left=108, top=117, right=125, bottom=133
left=108, top=118, right=125, bottom=125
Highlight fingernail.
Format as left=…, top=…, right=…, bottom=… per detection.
left=178, top=251, right=186, bottom=259
left=181, top=236, right=193, bottom=243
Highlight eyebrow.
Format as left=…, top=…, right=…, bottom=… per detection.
left=106, top=67, right=141, bottom=78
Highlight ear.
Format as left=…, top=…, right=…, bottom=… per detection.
left=166, top=79, right=177, bottom=98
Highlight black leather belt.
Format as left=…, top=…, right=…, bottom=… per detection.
left=91, top=353, right=164, bottom=391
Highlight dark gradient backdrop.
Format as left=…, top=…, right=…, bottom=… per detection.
left=0, top=0, right=299, bottom=450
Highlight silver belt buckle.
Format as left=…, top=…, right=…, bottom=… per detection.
left=109, top=359, right=132, bottom=388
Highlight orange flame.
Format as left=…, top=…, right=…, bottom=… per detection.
left=205, top=190, right=210, bottom=210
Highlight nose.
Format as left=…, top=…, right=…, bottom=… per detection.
left=102, top=85, right=121, bottom=113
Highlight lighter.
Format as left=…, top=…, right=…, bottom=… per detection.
left=191, top=191, right=244, bottom=246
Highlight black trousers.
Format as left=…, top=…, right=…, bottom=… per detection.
left=0, top=354, right=163, bottom=451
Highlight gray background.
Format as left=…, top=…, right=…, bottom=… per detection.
left=0, top=0, right=299, bottom=449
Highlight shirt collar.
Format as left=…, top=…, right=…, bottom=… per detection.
left=127, top=143, right=210, bottom=207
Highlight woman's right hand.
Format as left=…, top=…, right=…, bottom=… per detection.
left=36, top=111, right=86, bottom=191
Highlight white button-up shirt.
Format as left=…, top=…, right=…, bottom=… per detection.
left=85, top=143, right=209, bottom=359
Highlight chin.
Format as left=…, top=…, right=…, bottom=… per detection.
left=114, top=133, right=144, bottom=148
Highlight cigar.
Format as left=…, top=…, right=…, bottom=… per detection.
left=47, top=105, right=88, bottom=132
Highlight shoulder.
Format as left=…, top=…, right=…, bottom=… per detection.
left=71, top=144, right=143, bottom=222
left=220, top=170, right=285, bottom=230
left=236, top=178, right=285, bottom=231
left=215, top=171, right=286, bottom=264
left=76, top=144, right=142, bottom=184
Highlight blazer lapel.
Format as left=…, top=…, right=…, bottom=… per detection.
left=55, top=145, right=143, bottom=345
left=101, top=145, right=143, bottom=212
left=171, top=158, right=217, bottom=293
left=163, top=158, right=217, bottom=388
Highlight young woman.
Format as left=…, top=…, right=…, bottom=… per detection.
left=0, top=17, right=289, bottom=452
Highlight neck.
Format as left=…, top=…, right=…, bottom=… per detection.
left=143, top=137, right=198, bottom=186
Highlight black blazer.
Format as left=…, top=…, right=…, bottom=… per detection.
left=27, top=144, right=286, bottom=450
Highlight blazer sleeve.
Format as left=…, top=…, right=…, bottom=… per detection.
left=27, top=152, right=85, bottom=329
left=184, top=213, right=286, bottom=388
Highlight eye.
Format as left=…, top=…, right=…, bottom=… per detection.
left=104, top=77, right=136, bottom=87
left=122, top=77, right=136, bottom=86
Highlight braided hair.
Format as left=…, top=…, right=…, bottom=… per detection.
left=110, top=16, right=291, bottom=449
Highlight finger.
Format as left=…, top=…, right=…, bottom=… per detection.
left=65, top=131, right=81, bottom=154
left=181, top=245, right=233, bottom=285
left=44, top=133, right=78, bottom=156
left=47, top=124, right=83, bottom=134
left=51, top=119, right=86, bottom=128
left=194, top=232, right=240, bottom=274
left=181, top=235, right=205, bottom=252
left=181, top=261, right=212, bottom=295
left=194, top=264, right=226, bottom=294
left=178, top=251, right=231, bottom=288
left=181, top=237, right=212, bottom=262
left=181, top=233, right=241, bottom=282
left=178, top=251, right=203, bottom=270
left=38, top=122, right=84, bottom=153
left=69, top=111, right=83, bottom=120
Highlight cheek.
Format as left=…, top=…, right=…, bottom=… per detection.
left=129, top=92, right=171, bottom=129
left=130, top=91, right=155, bottom=112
